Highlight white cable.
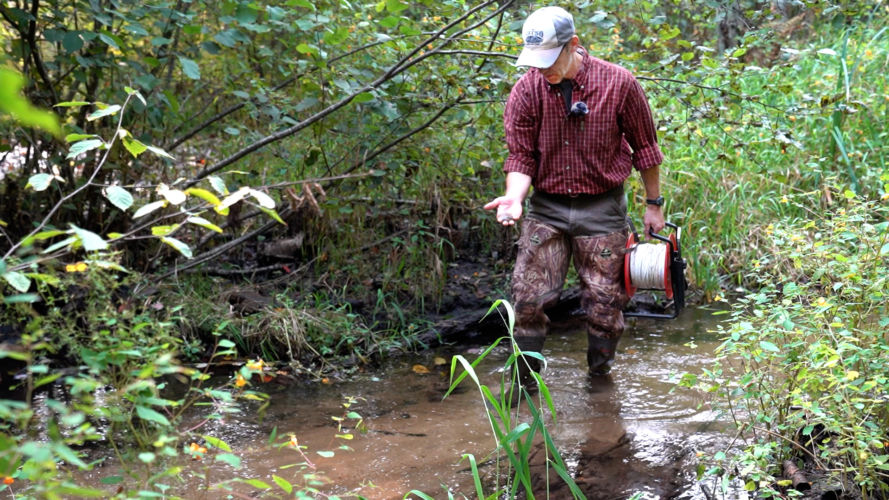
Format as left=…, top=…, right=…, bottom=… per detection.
left=629, top=243, right=668, bottom=290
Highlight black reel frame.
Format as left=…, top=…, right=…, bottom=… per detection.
left=624, top=221, right=688, bottom=320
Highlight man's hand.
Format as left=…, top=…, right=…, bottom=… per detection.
left=484, top=196, right=523, bottom=226
left=643, top=205, right=665, bottom=237
left=485, top=172, right=532, bottom=226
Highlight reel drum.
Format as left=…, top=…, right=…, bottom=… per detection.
left=623, top=222, right=687, bottom=319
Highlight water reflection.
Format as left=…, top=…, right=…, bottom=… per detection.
left=79, top=307, right=731, bottom=499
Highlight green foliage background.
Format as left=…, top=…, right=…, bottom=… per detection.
left=1, top=0, right=888, bottom=497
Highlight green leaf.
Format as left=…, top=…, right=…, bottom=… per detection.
left=386, top=0, right=409, bottom=13
left=2, top=271, right=31, bottom=293
left=185, top=187, right=222, bottom=206
left=208, top=176, right=229, bottom=195
left=55, top=486, right=106, bottom=497
left=186, top=216, right=223, bottom=233
left=71, top=225, right=108, bottom=251
left=120, top=129, right=148, bottom=157
left=67, top=139, right=105, bottom=159
left=133, top=200, right=167, bottom=218
left=151, top=224, right=180, bottom=237
left=135, top=406, right=171, bottom=426
left=138, top=452, right=156, bottom=463
left=759, top=340, right=780, bottom=352
left=87, top=104, right=121, bottom=121
left=215, top=453, right=241, bottom=469
left=34, top=373, right=63, bottom=388
left=26, top=173, right=54, bottom=191
left=296, top=43, right=319, bottom=56
left=249, top=189, right=276, bottom=209
left=160, top=237, right=193, bottom=259
left=43, top=236, right=77, bottom=253
left=353, top=92, right=375, bottom=103
left=100, top=476, right=124, bottom=485
left=177, top=56, right=201, bottom=80
left=98, top=31, right=122, bottom=49
left=316, top=450, right=334, bottom=458
left=0, top=68, right=61, bottom=136
left=65, top=133, right=97, bottom=142
left=3, top=293, right=40, bottom=304
left=202, top=435, right=232, bottom=452
left=145, top=144, right=175, bottom=159
left=55, top=101, right=91, bottom=108
left=103, top=185, right=134, bottom=211
left=260, top=207, right=286, bottom=225
left=241, top=479, right=272, bottom=489
left=286, top=0, right=315, bottom=10
left=272, top=475, right=293, bottom=494
left=62, top=31, right=84, bottom=53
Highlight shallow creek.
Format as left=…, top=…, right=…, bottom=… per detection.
left=84, top=306, right=733, bottom=499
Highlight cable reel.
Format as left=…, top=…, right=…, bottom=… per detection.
left=623, top=221, right=688, bottom=319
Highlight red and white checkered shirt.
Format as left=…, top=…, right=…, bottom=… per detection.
left=503, top=46, right=663, bottom=195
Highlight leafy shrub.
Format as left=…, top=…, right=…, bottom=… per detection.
left=684, top=197, right=889, bottom=496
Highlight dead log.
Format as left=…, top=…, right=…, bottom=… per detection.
left=783, top=460, right=811, bottom=491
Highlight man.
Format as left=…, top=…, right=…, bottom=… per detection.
left=484, top=6, right=665, bottom=382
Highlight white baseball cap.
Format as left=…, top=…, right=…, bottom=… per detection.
left=515, top=6, right=576, bottom=68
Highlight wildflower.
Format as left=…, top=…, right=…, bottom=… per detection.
left=780, top=195, right=789, bottom=204
left=235, top=373, right=247, bottom=388
left=713, top=294, right=724, bottom=302
left=815, top=297, right=828, bottom=307
left=246, top=359, right=264, bottom=371
left=189, top=442, right=207, bottom=460
left=288, top=435, right=299, bottom=448
left=3, top=477, right=12, bottom=485
left=881, top=192, right=889, bottom=201
left=65, top=262, right=88, bottom=273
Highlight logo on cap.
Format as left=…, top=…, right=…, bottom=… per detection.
left=524, top=29, right=544, bottom=45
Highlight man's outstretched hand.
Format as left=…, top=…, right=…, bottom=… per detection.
left=484, top=196, right=523, bottom=226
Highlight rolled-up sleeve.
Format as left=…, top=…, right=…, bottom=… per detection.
left=503, top=81, right=539, bottom=178
left=619, top=77, right=663, bottom=171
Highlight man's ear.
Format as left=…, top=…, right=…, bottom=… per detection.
left=570, top=35, right=580, bottom=48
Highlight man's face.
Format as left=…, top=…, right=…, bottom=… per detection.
left=540, top=44, right=573, bottom=84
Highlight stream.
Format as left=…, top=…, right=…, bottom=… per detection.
left=83, top=305, right=733, bottom=499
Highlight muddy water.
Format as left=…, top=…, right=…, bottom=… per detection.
left=88, top=306, right=731, bottom=499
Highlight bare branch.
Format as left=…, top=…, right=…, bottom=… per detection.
left=183, top=0, right=509, bottom=189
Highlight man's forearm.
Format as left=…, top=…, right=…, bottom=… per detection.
left=505, top=171, right=533, bottom=201
left=639, top=165, right=660, bottom=199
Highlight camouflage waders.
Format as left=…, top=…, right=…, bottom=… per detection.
left=511, top=214, right=629, bottom=376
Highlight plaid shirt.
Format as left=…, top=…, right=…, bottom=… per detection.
left=503, top=47, right=663, bottom=195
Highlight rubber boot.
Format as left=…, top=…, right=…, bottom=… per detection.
left=587, top=334, right=619, bottom=376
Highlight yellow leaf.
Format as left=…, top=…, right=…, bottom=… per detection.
left=433, top=357, right=447, bottom=366
left=846, top=370, right=860, bottom=381
left=412, top=364, right=430, bottom=374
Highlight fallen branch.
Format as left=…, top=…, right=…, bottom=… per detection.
left=783, top=460, right=811, bottom=491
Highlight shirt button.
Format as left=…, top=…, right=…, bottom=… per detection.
left=567, top=188, right=572, bottom=193
left=564, top=141, right=569, bottom=145
left=565, top=165, right=570, bottom=170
